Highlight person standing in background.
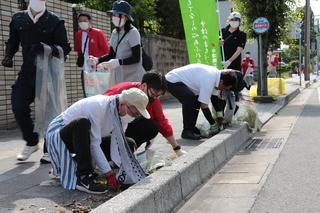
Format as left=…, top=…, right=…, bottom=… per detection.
left=220, top=12, right=246, bottom=71
left=266, top=47, right=279, bottom=77
left=241, top=50, right=256, bottom=90
left=75, top=12, right=110, bottom=97
left=1, top=0, right=71, bottom=163
left=87, top=1, right=145, bottom=87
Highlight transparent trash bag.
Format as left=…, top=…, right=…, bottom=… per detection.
left=233, top=99, right=259, bottom=133
left=34, top=44, right=67, bottom=138
left=135, top=149, right=176, bottom=173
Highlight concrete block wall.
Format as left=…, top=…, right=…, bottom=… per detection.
left=0, top=0, right=188, bottom=131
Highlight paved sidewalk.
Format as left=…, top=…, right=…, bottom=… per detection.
left=0, top=73, right=318, bottom=213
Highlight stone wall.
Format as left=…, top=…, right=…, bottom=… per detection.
left=0, top=0, right=188, bottom=131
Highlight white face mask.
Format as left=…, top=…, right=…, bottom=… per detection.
left=245, top=54, right=250, bottom=58
left=79, top=22, right=89, bottom=30
left=120, top=106, right=135, bottom=124
left=230, top=21, right=239, bottom=28
left=267, top=51, right=272, bottom=55
left=30, top=0, right=46, bottom=13
left=112, top=16, right=126, bottom=27
left=120, top=114, right=135, bottom=124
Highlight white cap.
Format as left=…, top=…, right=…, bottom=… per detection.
left=122, top=88, right=150, bottom=119
left=229, top=12, right=241, bottom=20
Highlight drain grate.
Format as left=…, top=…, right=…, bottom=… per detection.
left=245, top=138, right=283, bottom=150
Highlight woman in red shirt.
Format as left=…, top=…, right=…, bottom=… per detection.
left=241, top=51, right=256, bottom=89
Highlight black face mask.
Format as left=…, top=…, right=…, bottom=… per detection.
left=148, top=96, right=156, bottom=103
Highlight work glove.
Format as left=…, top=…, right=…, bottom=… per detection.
left=221, top=60, right=231, bottom=69
left=31, top=43, right=44, bottom=54
left=210, top=123, right=219, bottom=134
left=216, top=111, right=224, bottom=125
left=173, top=145, right=187, bottom=157
left=101, top=59, right=120, bottom=70
left=1, top=55, right=13, bottom=67
left=106, top=172, right=121, bottom=187
left=175, top=149, right=187, bottom=157
left=86, top=56, right=98, bottom=66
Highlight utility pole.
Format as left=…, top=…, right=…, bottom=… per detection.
left=304, top=0, right=310, bottom=80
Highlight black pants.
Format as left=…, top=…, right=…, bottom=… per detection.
left=125, top=118, right=159, bottom=148
left=166, top=81, right=200, bottom=131
left=59, top=116, right=137, bottom=177
left=11, top=72, right=39, bottom=146
left=100, top=136, right=136, bottom=162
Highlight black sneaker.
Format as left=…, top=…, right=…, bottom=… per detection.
left=76, top=174, right=108, bottom=194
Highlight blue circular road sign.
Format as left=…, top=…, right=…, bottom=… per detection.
left=253, top=17, right=269, bottom=34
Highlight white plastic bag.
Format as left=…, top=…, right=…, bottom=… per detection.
left=135, top=149, right=176, bottom=173
left=233, top=99, right=259, bottom=132
left=34, top=44, right=68, bottom=138
left=83, top=65, right=111, bottom=97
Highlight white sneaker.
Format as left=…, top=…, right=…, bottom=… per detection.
left=40, top=153, right=51, bottom=164
left=17, top=145, right=39, bottom=161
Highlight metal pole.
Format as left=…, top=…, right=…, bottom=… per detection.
left=304, top=0, right=310, bottom=80
left=299, top=36, right=302, bottom=85
left=259, top=34, right=264, bottom=96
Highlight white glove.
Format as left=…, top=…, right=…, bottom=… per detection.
left=87, top=56, right=98, bottom=66
left=97, top=63, right=104, bottom=71
left=222, top=60, right=231, bottom=69
left=175, top=149, right=187, bottom=157
left=102, top=59, right=120, bottom=69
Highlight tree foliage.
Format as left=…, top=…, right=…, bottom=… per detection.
left=62, top=0, right=185, bottom=38
left=232, top=0, right=299, bottom=53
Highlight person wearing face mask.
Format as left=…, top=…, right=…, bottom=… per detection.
left=241, top=50, right=256, bottom=90
left=1, top=0, right=71, bottom=163
left=220, top=12, right=247, bottom=71
left=74, top=13, right=110, bottom=97
left=45, top=88, right=150, bottom=194
left=165, top=64, right=238, bottom=140
left=266, top=47, right=279, bottom=77
left=86, top=1, right=145, bottom=88
left=103, top=71, right=187, bottom=157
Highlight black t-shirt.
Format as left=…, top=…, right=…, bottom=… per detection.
left=221, top=25, right=246, bottom=71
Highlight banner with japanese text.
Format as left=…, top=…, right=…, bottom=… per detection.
left=179, top=0, right=222, bottom=69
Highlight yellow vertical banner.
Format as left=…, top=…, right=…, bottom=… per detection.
left=179, top=0, right=222, bottom=68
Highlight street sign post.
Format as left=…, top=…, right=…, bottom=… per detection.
left=253, top=17, right=269, bottom=96
left=253, top=17, right=269, bottom=34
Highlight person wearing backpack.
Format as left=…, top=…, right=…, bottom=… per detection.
left=87, top=1, right=145, bottom=87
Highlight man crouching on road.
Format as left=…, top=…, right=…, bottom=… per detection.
left=46, top=88, right=149, bottom=194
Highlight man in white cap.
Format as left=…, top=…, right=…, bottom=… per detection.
left=220, top=11, right=247, bottom=71
left=46, top=88, right=150, bottom=194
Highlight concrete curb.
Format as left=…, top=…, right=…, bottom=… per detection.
left=91, top=85, right=303, bottom=213
left=92, top=124, right=252, bottom=213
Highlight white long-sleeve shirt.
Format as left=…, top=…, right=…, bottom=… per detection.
left=61, top=95, right=126, bottom=174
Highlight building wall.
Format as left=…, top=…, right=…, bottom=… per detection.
left=0, top=0, right=189, bottom=131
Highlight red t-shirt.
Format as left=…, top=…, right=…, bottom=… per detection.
left=103, top=82, right=174, bottom=138
left=241, top=57, right=256, bottom=74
